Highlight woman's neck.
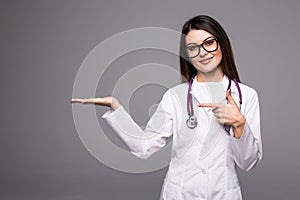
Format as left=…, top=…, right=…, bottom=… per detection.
left=196, top=68, right=224, bottom=82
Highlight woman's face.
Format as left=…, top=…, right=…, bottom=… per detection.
left=185, top=29, right=222, bottom=74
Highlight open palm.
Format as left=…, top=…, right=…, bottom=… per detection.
left=70, top=96, right=120, bottom=110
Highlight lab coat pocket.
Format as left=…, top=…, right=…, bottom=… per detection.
left=160, top=179, right=181, bottom=200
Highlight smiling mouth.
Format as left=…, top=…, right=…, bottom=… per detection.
left=199, top=57, right=213, bottom=64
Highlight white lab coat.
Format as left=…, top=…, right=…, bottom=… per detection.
left=102, top=74, right=262, bottom=200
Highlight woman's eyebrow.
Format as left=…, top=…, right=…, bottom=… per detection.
left=186, top=36, right=215, bottom=46
left=186, top=42, right=197, bottom=46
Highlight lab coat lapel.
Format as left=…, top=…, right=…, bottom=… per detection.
left=189, top=75, right=231, bottom=159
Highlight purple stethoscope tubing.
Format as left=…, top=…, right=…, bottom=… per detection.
left=186, top=74, right=242, bottom=133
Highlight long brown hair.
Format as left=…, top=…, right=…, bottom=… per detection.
left=180, top=15, right=240, bottom=83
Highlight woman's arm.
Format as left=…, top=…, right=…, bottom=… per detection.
left=199, top=87, right=263, bottom=171
left=71, top=90, right=174, bottom=160
left=229, top=88, right=263, bottom=171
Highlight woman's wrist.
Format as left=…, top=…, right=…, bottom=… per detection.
left=111, top=98, right=121, bottom=111
left=232, top=115, right=246, bottom=139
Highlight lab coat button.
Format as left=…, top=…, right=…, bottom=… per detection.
left=200, top=168, right=207, bottom=174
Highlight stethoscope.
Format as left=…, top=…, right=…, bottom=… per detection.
left=186, top=74, right=243, bottom=134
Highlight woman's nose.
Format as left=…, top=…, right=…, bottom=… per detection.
left=199, top=46, right=208, bottom=57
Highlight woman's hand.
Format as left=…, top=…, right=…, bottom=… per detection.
left=70, top=96, right=121, bottom=111
left=198, top=89, right=246, bottom=139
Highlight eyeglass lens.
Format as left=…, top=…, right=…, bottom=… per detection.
left=186, top=38, right=218, bottom=58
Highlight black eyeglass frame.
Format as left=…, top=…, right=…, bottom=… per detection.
left=185, top=37, right=219, bottom=58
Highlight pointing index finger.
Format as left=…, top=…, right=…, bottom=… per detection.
left=198, top=102, right=225, bottom=108
left=198, top=103, right=216, bottom=108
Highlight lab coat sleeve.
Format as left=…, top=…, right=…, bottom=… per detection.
left=229, top=88, right=263, bottom=171
left=101, top=90, right=174, bottom=160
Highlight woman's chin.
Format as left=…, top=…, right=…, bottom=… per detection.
left=194, top=62, right=221, bottom=74
left=195, top=66, right=217, bottom=74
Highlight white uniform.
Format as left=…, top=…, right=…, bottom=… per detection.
left=102, top=74, right=262, bottom=200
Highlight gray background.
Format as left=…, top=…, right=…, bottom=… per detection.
left=1, top=0, right=299, bottom=199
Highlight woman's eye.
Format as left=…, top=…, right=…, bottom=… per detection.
left=204, top=40, right=214, bottom=46
left=187, top=46, right=197, bottom=51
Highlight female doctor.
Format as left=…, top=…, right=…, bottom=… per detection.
left=71, top=15, right=262, bottom=200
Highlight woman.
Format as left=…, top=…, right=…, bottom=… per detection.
left=71, top=15, right=262, bottom=200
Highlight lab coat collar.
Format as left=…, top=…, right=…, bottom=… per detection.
left=221, top=74, right=238, bottom=93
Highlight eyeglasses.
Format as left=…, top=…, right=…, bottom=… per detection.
left=185, top=37, right=219, bottom=58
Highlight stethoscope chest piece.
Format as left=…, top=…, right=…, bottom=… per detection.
left=186, top=115, right=198, bottom=129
